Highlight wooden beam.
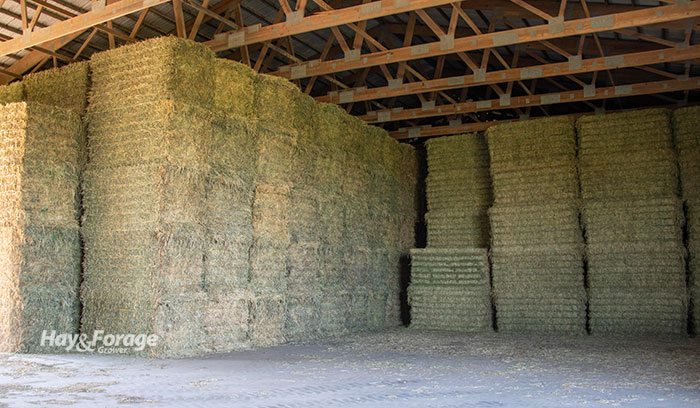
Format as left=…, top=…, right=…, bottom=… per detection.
left=509, top=0, right=553, bottom=20
left=206, top=0, right=459, bottom=51
left=273, top=2, right=700, bottom=80
left=462, top=0, right=700, bottom=31
left=0, top=0, right=169, bottom=58
left=319, top=43, right=700, bottom=104
left=187, top=0, right=210, bottom=40
left=0, top=31, right=83, bottom=84
left=173, top=0, right=187, bottom=37
left=364, top=76, right=700, bottom=123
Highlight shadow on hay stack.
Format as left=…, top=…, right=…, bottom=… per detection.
left=577, top=109, right=687, bottom=335
left=0, top=103, right=84, bottom=352
left=487, top=117, right=586, bottom=334
left=672, top=107, right=700, bottom=334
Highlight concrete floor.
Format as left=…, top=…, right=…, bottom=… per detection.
left=1, top=328, right=700, bottom=407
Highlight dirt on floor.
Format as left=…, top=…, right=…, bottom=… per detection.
left=1, top=328, right=699, bottom=407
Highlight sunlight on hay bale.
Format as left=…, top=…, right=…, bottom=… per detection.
left=0, top=102, right=83, bottom=352
left=213, top=59, right=256, bottom=118
left=23, top=62, right=89, bottom=116
left=486, top=116, right=585, bottom=334
left=578, top=108, right=687, bottom=335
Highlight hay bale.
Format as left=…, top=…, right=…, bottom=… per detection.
left=408, top=248, right=492, bottom=332
left=0, top=102, right=83, bottom=352
left=214, top=59, right=256, bottom=118
left=424, top=133, right=491, bottom=247
left=23, top=62, right=89, bottom=116
left=0, top=82, right=24, bottom=104
left=486, top=116, right=585, bottom=334
left=577, top=108, right=687, bottom=335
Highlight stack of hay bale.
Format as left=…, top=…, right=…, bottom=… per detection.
left=0, top=103, right=84, bottom=352
left=424, top=134, right=491, bottom=247
left=388, top=139, right=418, bottom=326
left=487, top=117, right=586, bottom=334
left=81, top=38, right=216, bottom=357
left=248, top=74, right=301, bottom=346
left=672, top=106, right=700, bottom=333
left=408, top=133, right=490, bottom=332
left=203, top=59, right=257, bottom=352
left=578, top=109, right=687, bottom=335
left=408, top=248, right=492, bottom=331
left=74, top=35, right=416, bottom=355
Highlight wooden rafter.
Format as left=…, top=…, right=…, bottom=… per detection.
left=318, top=43, right=700, bottom=104
left=0, top=0, right=169, bottom=57
left=273, top=2, right=700, bottom=80
left=207, top=0, right=460, bottom=51
left=363, top=76, right=700, bottom=123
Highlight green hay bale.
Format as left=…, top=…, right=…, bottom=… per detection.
left=425, top=133, right=491, bottom=248
left=0, top=82, right=24, bottom=104
left=213, top=59, right=256, bottom=118
left=253, top=73, right=316, bottom=136
left=23, top=62, right=89, bottom=116
left=0, top=103, right=83, bottom=353
left=88, top=101, right=214, bottom=169
left=248, top=291, right=286, bottom=346
left=408, top=249, right=492, bottom=332
left=487, top=115, right=576, bottom=153
left=89, top=37, right=215, bottom=111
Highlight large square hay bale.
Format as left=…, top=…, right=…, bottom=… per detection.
left=0, top=102, right=83, bottom=352
left=23, top=62, right=89, bottom=116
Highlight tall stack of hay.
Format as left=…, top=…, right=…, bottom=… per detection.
left=390, top=140, right=418, bottom=326
left=81, top=38, right=216, bottom=357
left=578, top=109, right=687, bottom=335
left=408, top=133, right=490, bottom=332
left=53, top=35, right=414, bottom=355
left=0, top=103, right=84, bottom=352
left=424, top=134, right=491, bottom=247
left=487, top=117, right=586, bottom=334
left=672, top=107, right=700, bottom=333
left=204, top=59, right=257, bottom=352
left=408, top=248, right=491, bottom=331
left=249, top=74, right=299, bottom=346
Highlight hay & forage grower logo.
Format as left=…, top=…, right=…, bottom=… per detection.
left=41, top=330, right=158, bottom=354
